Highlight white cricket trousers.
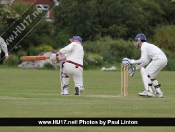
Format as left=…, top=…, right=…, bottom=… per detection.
left=146, top=55, right=167, bottom=79
left=63, top=62, right=83, bottom=86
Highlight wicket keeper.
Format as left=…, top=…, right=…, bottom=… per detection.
left=122, top=33, right=167, bottom=98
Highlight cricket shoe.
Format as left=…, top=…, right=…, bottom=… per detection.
left=61, top=87, right=69, bottom=95
left=74, top=87, right=80, bottom=95
left=138, top=90, right=154, bottom=97
left=147, top=91, right=154, bottom=97
left=154, top=92, right=163, bottom=98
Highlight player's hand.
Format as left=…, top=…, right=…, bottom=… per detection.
left=129, top=67, right=136, bottom=77
left=5, top=56, right=9, bottom=60
left=122, top=58, right=132, bottom=66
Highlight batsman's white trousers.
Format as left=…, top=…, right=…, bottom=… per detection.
left=145, top=55, right=167, bottom=79
left=63, top=62, right=83, bottom=86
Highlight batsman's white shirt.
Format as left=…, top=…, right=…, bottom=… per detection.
left=59, top=42, right=84, bottom=65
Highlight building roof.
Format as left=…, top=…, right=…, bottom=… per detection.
left=0, top=0, right=59, bottom=5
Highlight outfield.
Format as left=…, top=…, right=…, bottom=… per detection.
left=0, top=67, right=175, bottom=132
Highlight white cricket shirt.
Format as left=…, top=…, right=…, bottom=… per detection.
left=133, top=42, right=167, bottom=69
left=59, top=42, right=84, bottom=65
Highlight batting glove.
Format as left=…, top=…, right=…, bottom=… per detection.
left=129, top=67, right=137, bottom=77
left=50, top=54, right=56, bottom=61
left=122, top=58, right=132, bottom=66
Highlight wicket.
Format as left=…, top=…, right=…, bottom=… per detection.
left=121, top=63, right=129, bottom=96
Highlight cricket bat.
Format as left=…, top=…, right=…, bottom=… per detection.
left=20, top=56, right=50, bottom=61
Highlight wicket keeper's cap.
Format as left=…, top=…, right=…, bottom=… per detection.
left=71, top=36, right=82, bottom=43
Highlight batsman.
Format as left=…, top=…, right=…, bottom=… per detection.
left=122, top=33, right=167, bottom=98
left=50, top=36, right=85, bottom=95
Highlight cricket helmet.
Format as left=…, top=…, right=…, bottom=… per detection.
left=134, top=33, right=146, bottom=48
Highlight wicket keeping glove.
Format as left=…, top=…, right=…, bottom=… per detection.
left=122, top=58, right=132, bottom=66
left=129, top=67, right=137, bottom=77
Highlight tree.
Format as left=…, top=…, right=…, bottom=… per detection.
left=156, top=0, right=175, bottom=24
left=0, top=1, right=53, bottom=54
left=153, top=25, right=175, bottom=51
left=54, top=0, right=175, bottom=43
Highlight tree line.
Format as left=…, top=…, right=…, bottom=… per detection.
left=0, top=0, right=175, bottom=70
left=54, top=0, right=175, bottom=46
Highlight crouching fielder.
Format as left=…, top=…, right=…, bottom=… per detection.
left=50, top=36, right=85, bottom=95
left=122, top=33, right=167, bottom=98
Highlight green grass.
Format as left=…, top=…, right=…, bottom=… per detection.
left=0, top=67, right=175, bottom=132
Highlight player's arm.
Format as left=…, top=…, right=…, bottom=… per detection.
left=128, top=47, right=150, bottom=68
left=131, top=58, right=150, bottom=70
left=50, top=43, right=74, bottom=63
left=0, top=40, right=9, bottom=60
left=50, top=52, right=67, bottom=64
left=127, top=58, right=149, bottom=77
left=58, top=55, right=66, bottom=61
left=58, top=43, right=74, bottom=54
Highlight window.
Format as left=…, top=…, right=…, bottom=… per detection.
left=36, top=4, right=50, bottom=18
left=0, top=0, right=15, bottom=5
